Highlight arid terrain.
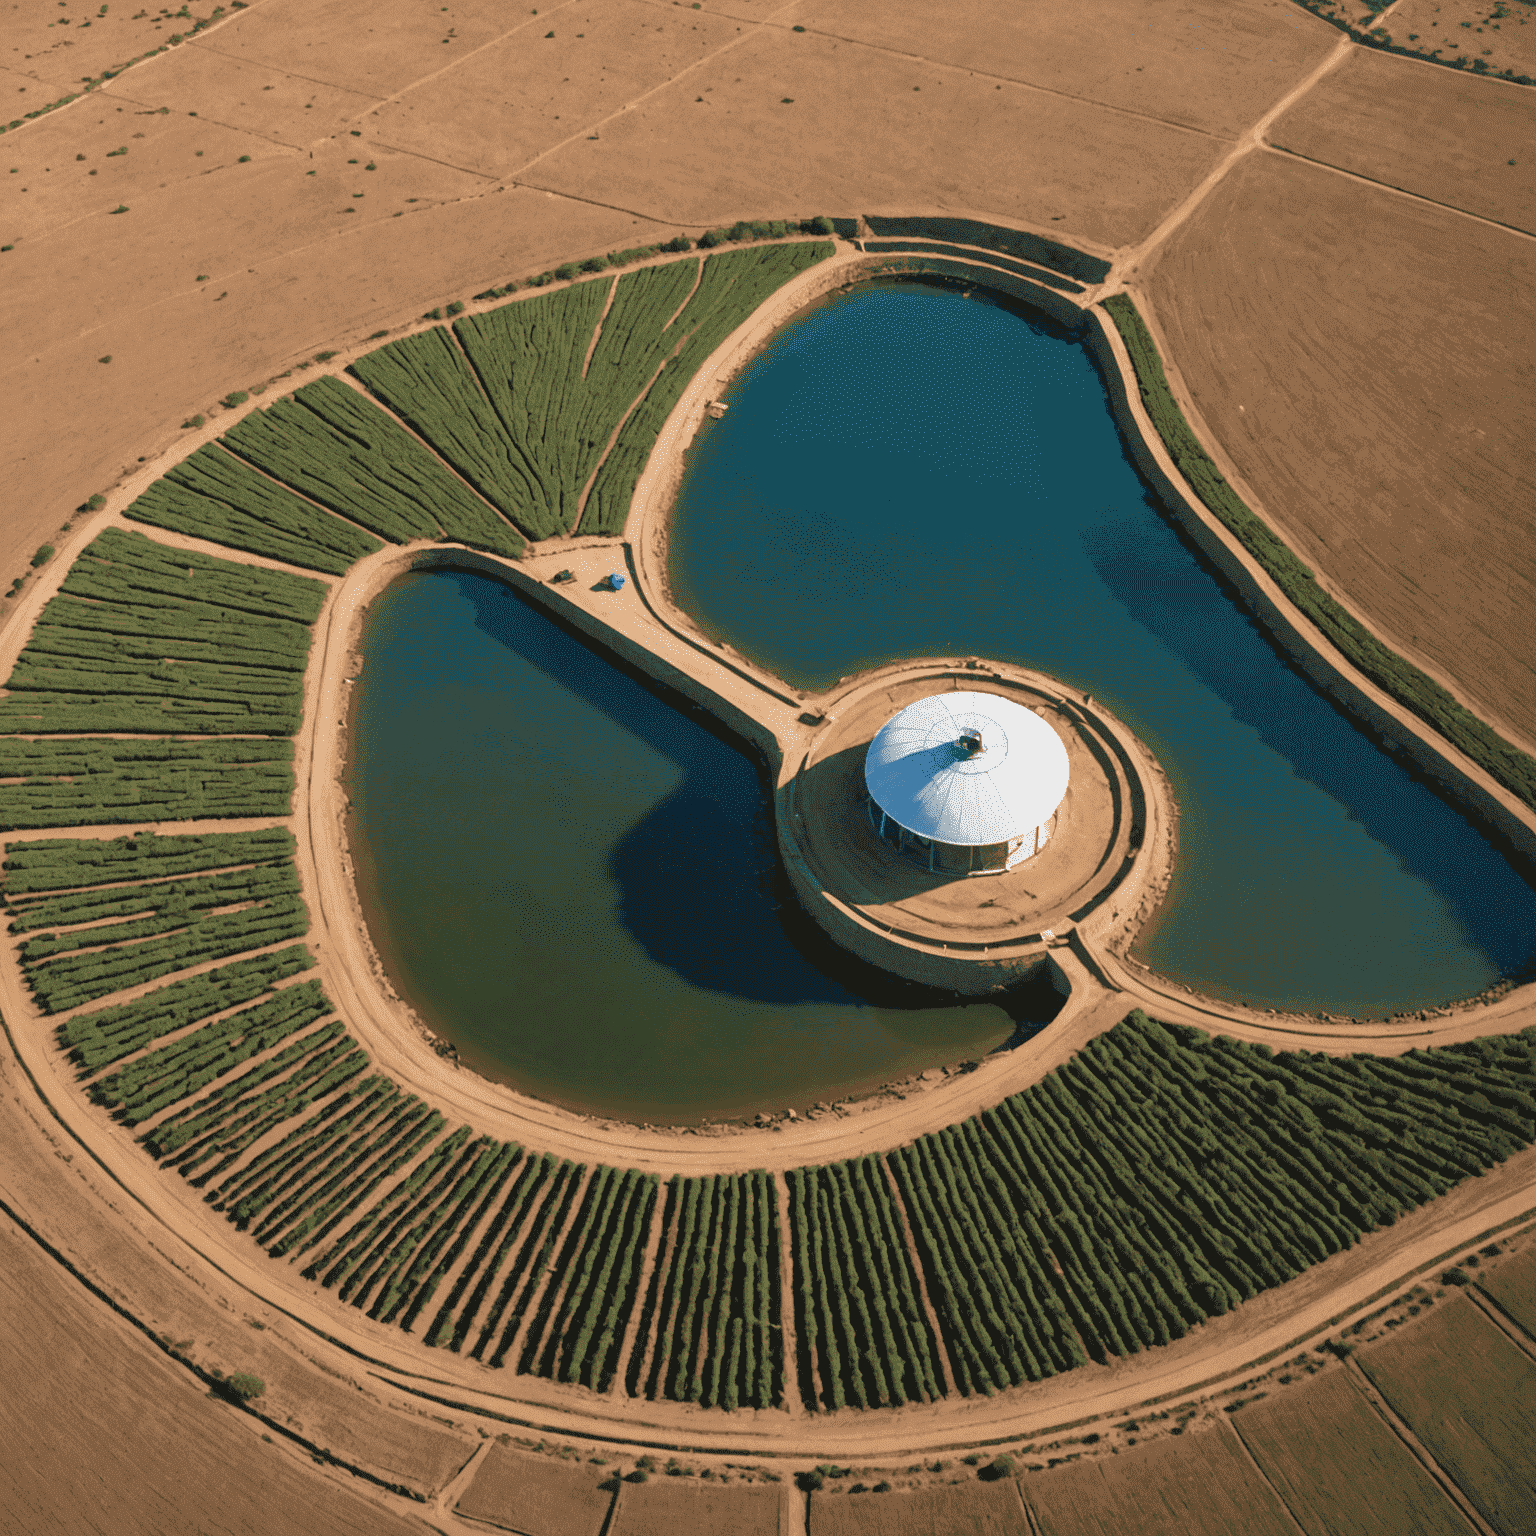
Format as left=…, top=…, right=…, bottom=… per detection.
left=2, top=0, right=1534, bottom=1530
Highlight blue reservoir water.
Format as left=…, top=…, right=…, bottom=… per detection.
left=666, top=280, right=1536, bottom=1016
left=350, top=570, right=1034, bottom=1123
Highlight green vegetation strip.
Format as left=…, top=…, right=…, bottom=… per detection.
left=3, top=826, right=295, bottom=895
left=352, top=242, right=832, bottom=542
left=17, top=850, right=308, bottom=1014
left=125, top=442, right=384, bottom=575
left=633, top=1172, right=783, bottom=1409
left=219, top=376, right=523, bottom=558
left=806, top=1011, right=1536, bottom=1407
left=0, top=529, right=325, bottom=736
left=0, top=738, right=295, bottom=830
left=1102, top=294, right=1536, bottom=815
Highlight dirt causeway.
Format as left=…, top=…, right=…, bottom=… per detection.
left=1268, top=46, right=1535, bottom=231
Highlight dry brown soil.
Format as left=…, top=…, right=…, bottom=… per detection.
left=1354, top=1293, right=1536, bottom=1534
left=1268, top=46, right=1535, bottom=231
left=1478, top=1241, right=1536, bottom=1336
left=1370, top=0, right=1536, bottom=81
left=808, top=1479, right=1029, bottom=1536
left=777, top=0, right=1339, bottom=139
left=1227, top=1366, right=1469, bottom=1535
left=1025, top=1417, right=1297, bottom=1536
left=455, top=1442, right=618, bottom=1534
left=1138, top=147, right=1536, bottom=749
left=0, top=1208, right=440, bottom=1536
left=609, top=1475, right=784, bottom=1536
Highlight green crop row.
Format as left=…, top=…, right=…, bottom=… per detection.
left=23, top=889, right=309, bottom=1014
left=0, top=738, right=295, bottom=831
left=1101, top=294, right=1536, bottom=814
left=632, top=1171, right=782, bottom=1410
left=220, top=375, right=524, bottom=557
left=13, top=857, right=298, bottom=940
left=59, top=528, right=328, bottom=626
left=788, top=1159, right=943, bottom=1411
left=872, top=1012, right=1536, bottom=1400
left=4, top=826, right=295, bottom=897
left=59, top=944, right=317, bottom=1070
left=125, top=442, right=383, bottom=575
left=582, top=242, right=834, bottom=537
left=0, top=530, right=324, bottom=737
left=516, top=1165, right=657, bottom=1393
left=450, top=261, right=697, bottom=538
left=863, top=215, right=1109, bottom=284
left=426, top=1152, right=577, bottom=1354
left=90, top=980, right=332, bottom=1125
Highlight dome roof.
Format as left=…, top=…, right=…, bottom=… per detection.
left=864, top=690, right=1070, bottom=846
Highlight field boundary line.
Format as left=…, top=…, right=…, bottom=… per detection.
left=353, top=0, right=591, bottom=125
left=501, top=0, right=807, bottom=187
left=1260, top=143, right=1536, bottom=242
left=1223, top=1410, right=1317, bottom=1536
left=1114, top=33, right=1354, bottom=280
left=1463, top=1282, right=1536, bottom=1365
left=628, top=0, right=1238, bottom=145
left=1343, top=1355, right=1498, bottom=1536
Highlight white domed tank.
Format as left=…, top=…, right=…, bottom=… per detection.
left=863, top=690, right=1070, bottom=875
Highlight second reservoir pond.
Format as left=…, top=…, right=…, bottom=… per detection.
left=352, top=279, right=1536, bottom=1122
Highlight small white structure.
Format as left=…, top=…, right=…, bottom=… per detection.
left=864, top=691, right=1070, bottom=875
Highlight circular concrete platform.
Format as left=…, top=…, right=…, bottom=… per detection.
left=777, top=660, right=1164, bottom=994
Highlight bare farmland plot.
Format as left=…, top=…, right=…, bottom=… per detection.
left=1477, top=1242, right=1536, bottom=1340
left=1356, top=1292, right=1536, bottom=1536
left=0, top=1211, right=432, bottom=1536
left=1141, top=149, right=1536, bottom=748
left=189, top=0, right=531, bottom=98
left=1267, top=48, right=1536, bottom=233
left=530, top=28, right=1226, bottom=251
left=777, top=0, right=1339, bottom=139
left=368, top=0, right=746, bottom=180
left=1364, top=0, right=1536, bottom=84
left=1026, top=1418, right=1297, bottom=1536
left=1231, top=1365, right=1469, bottom=1535
left=455, top=1442, right=616, bottom=1536
left=610, top=1476, right=781, bottom=1536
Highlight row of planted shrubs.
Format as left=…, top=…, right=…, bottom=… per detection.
left=12, top=826, right=1536, bottom=1420
left=1103, top=294, right=1536, bottom=815
left=789, top=1010, right=1536, bottom=1409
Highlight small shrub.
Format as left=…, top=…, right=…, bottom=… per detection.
left=237, top=154, right=251, bottom=163
left=579, top=256, right=605, bottom=273
left=445, top=300, right=464, bottom=315
left=313, top=350, right=338, bottom=362
left=803, top=215, right=834, bottom=235
left=181, top=414, right=204, bottom=428
left=98, top=355, right=112, bottom=364
left=1442, top=1267, right=1470, bottom=1286
left=222, top=1372, right=265, bottom=1402
left=796, top=1470, right=824, bottom=1492
left=108, top=204, right=129, bottom=214
left=554, top=262, right=579, bottom=280
left=219, top=390, right=249, bottom=409
left=981, top=1455, right=1017, bottom=1481
left=369, top=329, right=388, bottom=339
left=82, top=493, right=107, bottom=512
left=624, top=1469, right=649, bottom=1483
left=422, top=306, right=443, bottom=320
left=659, top=234, right=692, bottom=252
left=874, top=1481, right=892, bottom=1493
left=30, top=546, right=54, bottom=568
left=697, top=228, right=726, bottom=248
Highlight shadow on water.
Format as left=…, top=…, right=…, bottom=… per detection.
left=451, top=570, right=1064, bottom=1031
left=1080, top=502, right=1536, bottom=978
